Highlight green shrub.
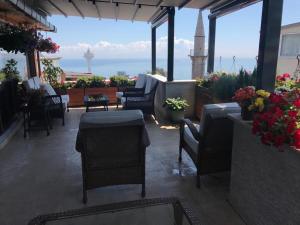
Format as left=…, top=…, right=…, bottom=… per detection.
left=164, top=97, right=189, bottom=111
left=0, top=72, right=5, bottom=81
left=88, top=76, right=106, bottom=88
left=110, top=75, right=132, bottom=87
left=74, top=78, right=88, bottom=88
left=211, top=74, right=238, bottom=101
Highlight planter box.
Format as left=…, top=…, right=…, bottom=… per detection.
left=85, top=87, right=118, bottom=104
left=229, top=114, right=300, bottom=225
left=67, top=88, right=85, bottom=107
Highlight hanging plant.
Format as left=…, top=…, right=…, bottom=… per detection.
left=37, top=37, right=60, bottom=53
left=0, top=24, right=59, bottom=54
left=0, top=25, right=39, bottom=54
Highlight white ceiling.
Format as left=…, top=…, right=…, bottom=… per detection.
left=34, top=0, right=218, bottom=22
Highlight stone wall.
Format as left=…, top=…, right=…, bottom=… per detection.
left=151, top=74, right=196, bottom=121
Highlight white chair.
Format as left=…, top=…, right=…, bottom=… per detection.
left=23, top=76, right=69, bottom=126
left=116, top=74, right=146, bottom=108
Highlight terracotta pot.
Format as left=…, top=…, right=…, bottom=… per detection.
left=85, top=87, right=118, bottom=104
left=67, top=88, right=85, bottom=107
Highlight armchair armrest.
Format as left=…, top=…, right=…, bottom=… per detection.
left=125, top=87, right=144, bottom=92
left=123, top=92, right=144, bottom=97
left=44, top=94, right=63, bottom=105
left=181, top=118, right=200, bottom=141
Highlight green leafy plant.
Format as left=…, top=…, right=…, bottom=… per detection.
left=211, top=74, right=238, bottom=101
left=88, top=76, right=106, bottom=88
left=164, top=97, right=189, bottom=111
left=74, top=78, right=88, bottom=88
left=109, top=75, right=133, bottom=87
left=41, top=59, right=63, bottom=86
left=1, top=59, right=20, bottom=80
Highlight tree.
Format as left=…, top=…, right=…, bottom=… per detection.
left=41, top=59, right=63, bottom=85
left=1, top=59, right=20, bottom=80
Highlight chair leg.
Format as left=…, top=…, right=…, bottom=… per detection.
left=141, top=182, right=145, bottom=198
left=196, top=169, right=201, bottom=188
left=62, top=113, right=65, bottom=126
left=83, top=188, right=87, bottom=204
left=178, top=146, right=183, bottom=162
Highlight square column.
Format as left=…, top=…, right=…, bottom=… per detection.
left=152, top=27, right=156, bottom=74
left=256, top=0, right=284, bottom=91
left=207, top=17, right=216, bottom=74
left=167, top=7, right=175, bottom=81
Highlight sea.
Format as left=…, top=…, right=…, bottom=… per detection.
left=59, top=58, right=257, bottom=80
left=0, top=54, right=257, bottom=80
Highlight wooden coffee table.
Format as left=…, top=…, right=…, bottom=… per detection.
left=28, top=197, right=200, bottom=225
left=84, top=94, right=109, bottom=112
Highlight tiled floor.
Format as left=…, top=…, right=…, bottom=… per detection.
left=0, top=108, right=245, bottom=225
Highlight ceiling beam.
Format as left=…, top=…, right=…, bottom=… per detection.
left=202, top=0, right=223, bottom=10
left=69, top=0, right=85, bottom=19
left=156, top=0, right=164, bottom=7
left=210, top=0, right=261, bottom=18
left=115, top=2, right=119, bottom=21
left=47, top=0, right=67, bottom=17
left=95, top=3, right=101, bottom=20
left=131, top=4, right=141, bottom=22
left=178, top=0, right=192, bottom=10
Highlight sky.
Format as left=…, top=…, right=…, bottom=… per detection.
left=44, top=0, right=300, bottom=60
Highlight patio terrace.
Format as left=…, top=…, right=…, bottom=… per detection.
left=0, top=108, right=245, bottom=225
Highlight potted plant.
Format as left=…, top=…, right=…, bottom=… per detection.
left=232, top=86, right=257, bottom=120
left=164, top=97, right=189, bottom=122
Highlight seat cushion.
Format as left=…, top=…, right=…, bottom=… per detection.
left=135, top=74, right=146, bottom=89
left=116, top=91, right=123, bottom=99
left=32, top=76, right=41, bottom=89
left=121, top=96, right=152, bottom=108
left=183, top=124, right=200, bottom=154
left=200, top=102, right=241, bottom=135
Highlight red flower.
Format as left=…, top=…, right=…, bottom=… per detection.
left=293, top=99, right=300, bottom=108
left=293, top=129, right=300, bottom=149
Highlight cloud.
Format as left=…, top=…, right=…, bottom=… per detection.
left=45, top=36, right=194, bottom=59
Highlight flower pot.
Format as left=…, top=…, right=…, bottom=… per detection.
left=241, top=101, right=253, bottom=121
left=170, top=110, right=185, bottom=123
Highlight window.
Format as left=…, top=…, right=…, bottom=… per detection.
left=280, top=34, right=300, bottom=57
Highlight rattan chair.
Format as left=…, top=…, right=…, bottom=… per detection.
left=179, top=103, right=241, bottom=187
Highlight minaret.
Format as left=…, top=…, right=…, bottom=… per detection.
left=189, top=10, right=207, bottom=79
left=84, top=48, right=94, bottom=73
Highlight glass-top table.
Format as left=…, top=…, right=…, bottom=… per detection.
left=28, top=198, right=200, bottom=225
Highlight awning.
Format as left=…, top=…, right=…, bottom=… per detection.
left=0, top=0, right=56, bottom=31
left=30, top=0, right=226, bottom=22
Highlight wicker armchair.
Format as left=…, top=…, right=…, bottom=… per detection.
left=76, top=110, right=150, bottom=204
left=179, top=103, right=241, bottom=187
left=116, top=74, right=146, bottom=108
left=121, top=76, right=158, bottom=115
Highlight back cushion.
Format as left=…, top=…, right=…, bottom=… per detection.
left=144, top=76, right=153, bottom=94
left=32, top=76, right=41, bottom=89
left=199, top=103, right=241, bottom=135
left=135, top=74, right=146, bottom=89
left=41, top=84, right=60, bottom=104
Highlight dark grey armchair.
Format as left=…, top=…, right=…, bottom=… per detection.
left=121, top=76, right=158, bottom=115
left=179, top=103, right=241, bottom=187
left=76, top=110, right=150, bottom=204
